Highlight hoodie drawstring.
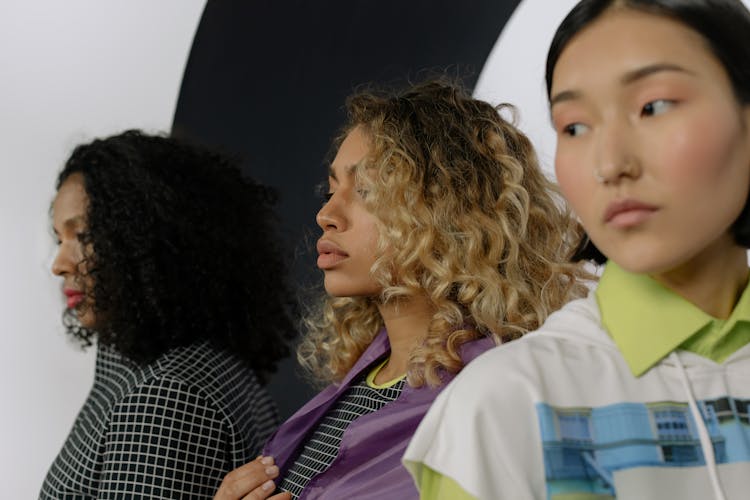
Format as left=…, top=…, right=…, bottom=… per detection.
left=669, top=352, right=727, bottom=500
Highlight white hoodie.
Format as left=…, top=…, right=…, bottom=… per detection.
left=404, top=293, right=750, bottom=499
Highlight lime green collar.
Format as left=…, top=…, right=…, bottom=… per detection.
left=596, top=261, right=750, bottom=376
left=366, top=357, right=406, bottom=389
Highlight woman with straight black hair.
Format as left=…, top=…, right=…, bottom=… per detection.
left=405, top=1, right=750, bottom=498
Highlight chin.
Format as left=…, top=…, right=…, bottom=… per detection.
left=78, top=320, right=99, bottom=330
left=75, top=309, right=99, bottom=330
left=603, top=246, right=689, bottom=277
left=323, top=278, right=381, bottom=298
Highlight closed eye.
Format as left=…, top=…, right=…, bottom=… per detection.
left=314, top=181, right=333, bottom=203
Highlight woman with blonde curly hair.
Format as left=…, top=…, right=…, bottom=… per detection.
left=213, top=80, right=590, bottom=500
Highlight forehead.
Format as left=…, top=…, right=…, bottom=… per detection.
left=330, top=126, right=370, bottom=179
left=552, top=8, right=718, bottom=94
left=53, top=172, right=88, bottom=218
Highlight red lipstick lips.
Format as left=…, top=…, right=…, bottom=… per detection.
left=63, top=288, right=84, bottom=309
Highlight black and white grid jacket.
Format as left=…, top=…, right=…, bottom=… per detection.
left=39, top=340, right=279, bottom=499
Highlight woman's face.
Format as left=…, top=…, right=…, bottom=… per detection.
left=51, top=172, right=98, bottom=328
left=316, top=126, right=382, bottom=297
left=551, top=8, right=750, bottom=275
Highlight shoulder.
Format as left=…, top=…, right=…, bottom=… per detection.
left=456, top=335, right=496, bottom=365
left=111, top=376, right=215, bottom=418
left=152, top=341, right=268, bottom=403
left=404, top=295, right=608, bottom=498
left=104, top=377, right=231, bottom=448
left=126, top=342, right=275, bottom=427
left=153, top=340, right=250, bottom=385
left=457, top=294, right=605, bottom=386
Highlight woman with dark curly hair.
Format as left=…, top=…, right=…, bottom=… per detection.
left=40, top=130, right=296, bottom=499
left=213, top=80, right=591, bottom=500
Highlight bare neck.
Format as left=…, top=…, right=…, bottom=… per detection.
left=653, top=236, right=749, bottom=319
left=374, top=295, right=434, bottom=384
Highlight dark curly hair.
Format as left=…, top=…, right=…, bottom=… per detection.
left=55, top=129, right=296, bottom=378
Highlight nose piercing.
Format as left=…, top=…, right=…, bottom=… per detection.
left=594, top=169, right=606, bottom=184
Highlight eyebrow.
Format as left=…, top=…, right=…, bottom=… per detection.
left=52, top=215, right=87, bottom=234
left=621, top=62, right=693, bottom=85
left=550, top=63, right=694, bottom=107
left=327, top=163, right=359, bottom=181
left=549, top=89, right=581, bottom=108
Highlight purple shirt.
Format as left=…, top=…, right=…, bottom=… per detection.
left=263, top=329, right=494, bottom=500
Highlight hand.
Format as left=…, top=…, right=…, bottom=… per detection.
left=214, top=456, right=292, bottom=500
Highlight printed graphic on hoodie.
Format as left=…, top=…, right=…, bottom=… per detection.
left=537, top=398, right=750, bottom=499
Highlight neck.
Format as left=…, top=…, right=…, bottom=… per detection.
left=374, top=294, right=434, bottom=383
left=653, top=236, right=749, bottom=319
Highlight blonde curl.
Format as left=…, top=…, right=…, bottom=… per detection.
left=299, top=80, right=592, bottom=387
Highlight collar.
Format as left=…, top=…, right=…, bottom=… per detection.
left=596, top=261, right=750, bottom=376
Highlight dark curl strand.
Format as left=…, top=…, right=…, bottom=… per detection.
left=57, top=130, right=296, bottom=380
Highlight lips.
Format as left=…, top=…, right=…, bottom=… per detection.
left=63, top=288, right=85, bottom=309
left=604, top=199, right=659, bottom=229
left=316, top=239, right=349, bottom=269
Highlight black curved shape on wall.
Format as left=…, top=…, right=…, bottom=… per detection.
left=173, top=0, right=521, bottom=418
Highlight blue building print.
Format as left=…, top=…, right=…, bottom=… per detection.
left=537, top=397, right=750, bottom=499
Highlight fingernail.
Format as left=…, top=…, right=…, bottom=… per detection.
left=262, top=480, right=275, bottom=491
left=265, top=465, right=279, bottom=476
left=260, top=456, right=274, bottom=465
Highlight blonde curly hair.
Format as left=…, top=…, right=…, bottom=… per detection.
left=299, top=80, right=591, bottom=387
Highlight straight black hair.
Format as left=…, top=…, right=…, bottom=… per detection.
left=546, top=0, right=750, bottom=262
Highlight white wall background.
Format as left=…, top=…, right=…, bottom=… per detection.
left=6, top=0, right=750, bottom=496
left=474, top=0, right=580, bottom=179
left=0, top=2, right=205, bottom=496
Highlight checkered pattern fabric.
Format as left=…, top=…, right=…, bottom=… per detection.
left=278, top=376, right=406, bottom=499
left=39, top=341, right=278, bottom=499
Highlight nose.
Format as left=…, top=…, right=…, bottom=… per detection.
left=316, top=193, right=346, bottom=232
left=595, top=120, right=642, bottom=184
left=51, top=241, right=74, bottom=276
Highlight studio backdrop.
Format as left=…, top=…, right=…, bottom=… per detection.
left=172, top=0, right=534, bottom=418
left=14, top=0, right=713, bottom=495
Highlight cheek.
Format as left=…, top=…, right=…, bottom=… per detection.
left=555, top=148, right=594, bottom=220
left=651, top=112, right=750, bottom=261
left=78, top=307, right=98, bottom=329
left=358, top=221, right=381, bottom=267
left=75, top=249, right=91, bottom=273
left=355, top=208, right=381, bottom=250
left=660, top=102, right=749, bottom=183
left=60, top=241, right=87, bottom=271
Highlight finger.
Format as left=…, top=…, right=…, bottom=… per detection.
left=240, top=479, right=279, bottom=500
left=269, top=492, right=292, bottom=500
left=214, top=460, right=279, bottom=499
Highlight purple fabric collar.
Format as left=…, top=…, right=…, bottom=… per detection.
left=263, top=329, right=494, bottom=499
